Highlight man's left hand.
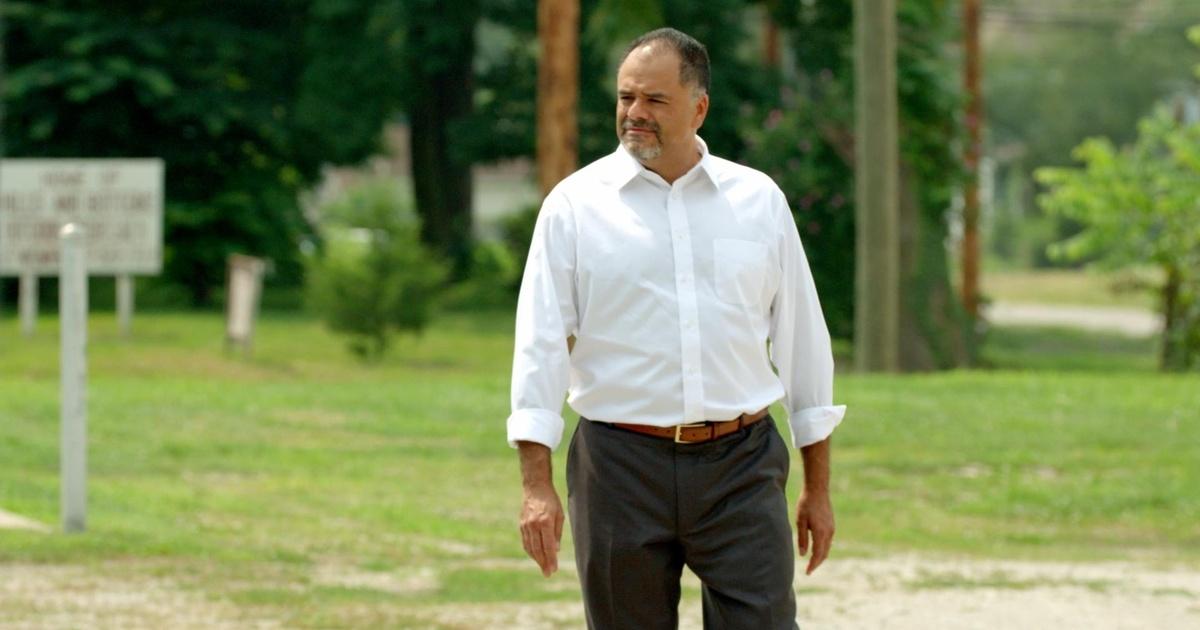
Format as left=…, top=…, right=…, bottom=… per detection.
left=795, top=490, right=834, bottom=575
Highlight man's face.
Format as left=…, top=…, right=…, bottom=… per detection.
left=615, top=45, right=707, bottom=165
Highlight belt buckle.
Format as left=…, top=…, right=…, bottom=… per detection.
left=674, top=422, right=709, bottom=444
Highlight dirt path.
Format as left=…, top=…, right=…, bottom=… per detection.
left=0, top=563, right=275, bottom=630
left=985, top=302, right=1160, bottom=337
left=790, top=555, right=1200, bottom=629
left=3, top=555, right=1197, bottom=628
left=406, top=555, right=1200, bottom=629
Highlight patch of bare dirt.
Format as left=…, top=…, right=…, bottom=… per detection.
left=4, top=554, right=1197, bottom=628
left=408, top=555, right=1200, bottom=629
left=0, top=564, right=278, bottom=630
left=0, top=509, right=50, bottom=533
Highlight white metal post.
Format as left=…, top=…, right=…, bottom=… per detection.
left=59, top=223, right=88, bottom=533
left=116, top=274, right=133, bottom=338
left=19, top=271, right=37, bottom=336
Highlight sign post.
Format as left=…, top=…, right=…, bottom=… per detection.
left=19, top=271, right=36, bottom=336
left=59, top=223, right=87, bottom=533
left=0, top=159, right=163, bottom=534
left=116, top=274, right=134, bottom=337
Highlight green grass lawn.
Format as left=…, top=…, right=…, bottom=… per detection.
left=1, top=309, right=1197, bottom=627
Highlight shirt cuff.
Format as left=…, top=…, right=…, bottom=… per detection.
left=785, top=404, right=846, bottom=449
left=506, top=408, right=566, bottom=450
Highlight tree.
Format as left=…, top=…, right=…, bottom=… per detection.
left=985, top=0, right=1200, bottom=267
left=3, top=0, right=406, bottom=305
left=1037, top=105, right=1200, bottom=370
left=747, top=0, right=972, bottom=368
left=537, top=0, right=580, bottom=196
left=401, top=0, right=481, bottom=281
left=851, top=0, right=900, bottom=372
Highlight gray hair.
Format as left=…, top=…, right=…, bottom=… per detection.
left=621, top=27, right=710, bottom=96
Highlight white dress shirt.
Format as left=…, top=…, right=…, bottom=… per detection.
left=507, top=137, right=846, bottom=451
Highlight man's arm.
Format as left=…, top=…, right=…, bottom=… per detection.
left=764, top=190, right=845, bottom=575
left=517, top=441, right=564, bottom=577
left=507, top=189, right=578, bottom=576
left=795, top=437, right=833, bottom=575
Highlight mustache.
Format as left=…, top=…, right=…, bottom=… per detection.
left=622, top=119, right=660, bottom=134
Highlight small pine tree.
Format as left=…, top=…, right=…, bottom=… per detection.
left=307, top=179, right=447, bottom=360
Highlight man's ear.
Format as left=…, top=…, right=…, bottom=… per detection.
left=692, top=92, right=710, bottom=130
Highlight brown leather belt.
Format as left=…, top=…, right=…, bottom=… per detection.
left=612, top=407, right=770, bottom=444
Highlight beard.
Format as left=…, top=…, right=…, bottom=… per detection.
left=621, top=119, right=663, bottom=161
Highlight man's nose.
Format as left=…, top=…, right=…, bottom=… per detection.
left=626, top=98, right=649, bottom=122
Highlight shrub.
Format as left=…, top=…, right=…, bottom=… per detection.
left=306, top=179, right=446, bottom=360
left=441, top=239, right=521, bottom=311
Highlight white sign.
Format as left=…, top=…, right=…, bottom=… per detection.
left=0, top=159, right=164, bottom=275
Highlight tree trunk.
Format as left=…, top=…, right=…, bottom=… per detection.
left=537, top=0, right=580, bottom=197
left=764, top=11, right=780, bottom=68
left=961, top=0, right=983, bottom=318
left=898, top=163, right=933, bottom=370
left=898, top=163, right=971, bottom=370
left=1160, top=263, right=1183, bottom=370
left=407, top=2, right=479, bottom=280
left=853, top=0, right=901, bottom=372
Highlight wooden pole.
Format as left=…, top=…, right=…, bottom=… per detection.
left=853, top=0, right=901, bottom=372
left=59, top=223, right=87, bottom=533
left=764, top=10, right=780, bottom=68
left=962, top=0, right=983, bottom=318
left=536, top=0, right=580, bottom=197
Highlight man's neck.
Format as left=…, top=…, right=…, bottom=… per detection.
left=641, top=138, right=702, bottom=184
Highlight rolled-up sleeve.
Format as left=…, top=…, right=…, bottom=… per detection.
left=767, top=190, right=847, bottom=448
left=506, top=189, right=579, bottom=450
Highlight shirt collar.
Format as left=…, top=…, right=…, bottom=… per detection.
left=608, top=135, right=719, bottom=189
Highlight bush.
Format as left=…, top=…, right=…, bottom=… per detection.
left=306, top=179, right=446, bottom=360
left=441, top=240, right=521, bottom=311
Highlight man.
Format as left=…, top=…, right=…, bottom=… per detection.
left=507, top=27, right=846, bottom=629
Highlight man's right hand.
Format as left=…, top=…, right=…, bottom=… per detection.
left=516, top=441, right=564, bottom=576
left=520, top=481, right=564, bottom=577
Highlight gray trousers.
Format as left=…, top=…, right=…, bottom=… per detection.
left=566, top=415, right=799, bottom=630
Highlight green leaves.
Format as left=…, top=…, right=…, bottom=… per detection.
left=1037, top=106, right=1200, bottom=369
left=307, top=180, right=448, bottom=360
left=3, top=1, right=408, bottom=305
left=1038, top=108, right=1200, bottom=270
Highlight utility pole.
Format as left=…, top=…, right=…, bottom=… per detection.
left=853, top=0, right=901, bottom=372
left=962, top=0, right=983, bottom=318
left=764, top=10, right=780, bottom=68
left=536, top=0, right=579, bottom=197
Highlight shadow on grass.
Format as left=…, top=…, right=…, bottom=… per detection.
left=981, top=325, right=1159, bottom=373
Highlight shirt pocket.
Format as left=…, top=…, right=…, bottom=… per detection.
left=713, top=238, right=769, bottom=307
